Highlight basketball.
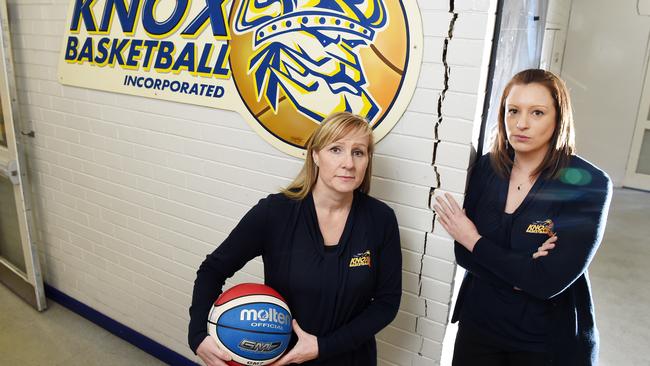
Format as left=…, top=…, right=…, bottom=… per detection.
left=207, top=283, right=293, bottom=365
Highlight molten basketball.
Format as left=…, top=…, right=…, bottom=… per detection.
left=207, top=283, right=292, bottom=366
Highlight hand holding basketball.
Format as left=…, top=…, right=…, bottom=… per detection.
left=197, top=336, right=232, bottom=366
left=207, top=283, right=292, bottom=365
left=270, top=320, right=318, bottom=365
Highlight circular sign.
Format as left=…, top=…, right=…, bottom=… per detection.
left=228, top=0, right=423, bottom=157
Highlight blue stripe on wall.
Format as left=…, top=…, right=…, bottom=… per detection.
left=45, top=284, right=199, bottom=366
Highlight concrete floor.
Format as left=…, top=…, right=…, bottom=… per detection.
left=0, top=283, right=165, bottom=366
left=590, top=188, right=650, bottom=366
left=0, top=188, right=648, bottom=365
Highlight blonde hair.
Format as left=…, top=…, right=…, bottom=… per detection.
left=282, top=112, right=374, bottom=200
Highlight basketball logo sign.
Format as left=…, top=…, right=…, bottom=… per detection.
left=229, top=0, right=421, bottom=155
left=58, top=0, right=422, bottom=157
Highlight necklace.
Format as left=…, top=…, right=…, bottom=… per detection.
left=516, top=182, right=531, bottom=191
left=512, top=170, right=533, bottom=191
left=512, top=159, right=540, bottom=191
left=513, top=175, right=536, bottom=191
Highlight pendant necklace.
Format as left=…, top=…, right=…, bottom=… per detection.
left=512, top=160, right=538, bottom=191
left=515, top=175, right=536, bottom=191
left=513, top=168, right=533, bottom=191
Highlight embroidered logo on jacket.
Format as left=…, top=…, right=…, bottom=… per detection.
left=525, top=219, right=556, bottom=236
left=349, top=250, right=372, bottom=268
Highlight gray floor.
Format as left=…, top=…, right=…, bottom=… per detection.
left=0, top=188, right=648, bottom=365
left=0, top=284, right=166, bottom=365
left=590, top=188, right=650, bottom=366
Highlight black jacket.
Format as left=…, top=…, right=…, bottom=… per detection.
left=188, top=191, right=402, bottom=365
left=452, top=154, right=612, bottom=365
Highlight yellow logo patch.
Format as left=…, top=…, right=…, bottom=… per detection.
left=349, top=250, right=372, bottom=268
left=525, top=219, right=556, bottom=236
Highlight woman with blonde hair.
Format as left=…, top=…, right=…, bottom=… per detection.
left=188, top=112, right=402, bottom=366
left=435, top=69, right=612, bottom=365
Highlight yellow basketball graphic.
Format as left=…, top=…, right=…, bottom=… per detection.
left=228, top=0, right=421, bottom=156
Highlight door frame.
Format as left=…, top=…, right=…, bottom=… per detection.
left=624, top=35, right=650, bottom=190
left=0, top=0, right=46, bottom=311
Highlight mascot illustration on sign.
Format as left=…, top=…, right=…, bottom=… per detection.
left=229, top=0, right=411, bottom=151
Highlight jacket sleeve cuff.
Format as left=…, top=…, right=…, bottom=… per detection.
left=472, top=236, right=523, bottom=287
left=190, top=332, right=208, bottom=354
left=472, top=237, right=504, bottom=275
left=472, top=236, right=489, bottom=258
left=316, top=336, right=333, bottom=360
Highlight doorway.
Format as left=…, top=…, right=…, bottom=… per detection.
left=624, top=41, right=650, bottom=190
left=0, top=0, right=45, bottom=311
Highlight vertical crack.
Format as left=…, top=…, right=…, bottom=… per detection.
left=430, top=0, right=458, bottom=209
left=436, top=1, right=458, bottom=141
left=417, top=299, right=429, bottom=355
left=418, top=232, right=427, bottom=297
left=428, top=0, right=458, bottom=279
left=419, top=0, right=458, bottom=357
left=416, top=231, right=427, bottom=355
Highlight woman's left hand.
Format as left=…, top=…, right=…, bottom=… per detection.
left=434, top=193, right=482, bottom=251
left=269, top=320, right=318, bottom=365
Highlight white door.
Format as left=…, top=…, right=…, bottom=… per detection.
left=624, top=45, right=650, bottom=190
left=0, top=0, right=46, bottom=310
left=540, top=28, right=558, bottom=72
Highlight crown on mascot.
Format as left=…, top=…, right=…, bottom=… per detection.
left=234, top=0, right=388, bottom=46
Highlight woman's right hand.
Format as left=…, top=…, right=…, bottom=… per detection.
left=532, top=235, right=558, bottom=259
left=196, top=336, right=232, bottom=366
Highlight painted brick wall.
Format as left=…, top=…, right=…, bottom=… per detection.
left=7, top=0, right=496, bottom=364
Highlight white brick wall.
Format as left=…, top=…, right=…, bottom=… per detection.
left=8, top=0, right=497, bottom=364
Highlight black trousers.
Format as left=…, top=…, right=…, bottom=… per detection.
left=452, top=323, right=550, bottom=366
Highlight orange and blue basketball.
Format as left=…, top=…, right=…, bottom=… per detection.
left=207, top=283, right=292, bottom=365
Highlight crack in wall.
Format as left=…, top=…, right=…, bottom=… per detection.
left=416, top=231, right=426, bottom=355
left=418, top=232, right=427, bottom=297
left=418, top=0, right=458, bottom=358
left=436, top=1, right=458, bottom=140
left=429, top=0, right=458, bottom=208
left=415, top=0, right=458, bottom=356
left=417, top=299, right=430, bottom=356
